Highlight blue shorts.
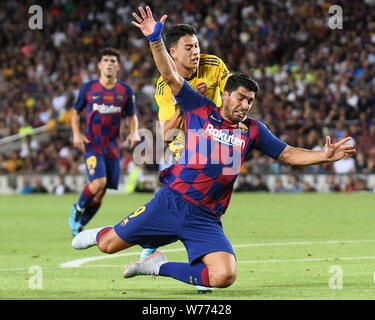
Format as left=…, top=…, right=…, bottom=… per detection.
left=84, top=152, right=120, bottom=189
left=114, top=187, right=235, bottom=264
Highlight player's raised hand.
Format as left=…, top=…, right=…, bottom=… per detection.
left=324, top=136, right=356, bottom=161
left=132, top=6, right=167, bottom=37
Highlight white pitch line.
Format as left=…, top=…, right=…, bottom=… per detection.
left=1, top=239, right=374, bottom=272
left=60, top=247, right=183, bottom=268
left=60, top=239, right=375, bottom=268
left=72, top=255, right=375, bottom=267
left=3, top=255, right=375, bottom=272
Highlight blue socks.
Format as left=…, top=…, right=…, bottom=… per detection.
left=77, top=184, right=94, bottom=210
left=159, top=261, right=210, bottom=287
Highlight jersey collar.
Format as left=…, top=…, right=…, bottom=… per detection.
left=185, top=70, right=197, bottom=81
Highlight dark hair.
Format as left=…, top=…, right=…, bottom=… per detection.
left=165, top=24, right=197, bottom=50
left=224, top=73, right=259, bottom=96
left=97, top=47, right=121, bottom=63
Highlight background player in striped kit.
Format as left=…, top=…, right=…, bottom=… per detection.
left=71, top=7, right=356, bottom=290
left=69, top=47, right=139, bottom=236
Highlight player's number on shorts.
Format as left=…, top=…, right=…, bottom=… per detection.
left=121, top=206, right=146, bottom=226
left=129, top=205, right=146, bottom=218
left=86, top=156, right=97, bottom=175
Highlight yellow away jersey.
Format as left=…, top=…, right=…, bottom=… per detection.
left=155, top=54, right=230, bottom=159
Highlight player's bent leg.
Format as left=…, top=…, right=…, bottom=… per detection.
left=201, top=251, right=237, bottom=288
left=97, top=228, right=134, bottom=254
left=72, top=226, right=134, bottom=253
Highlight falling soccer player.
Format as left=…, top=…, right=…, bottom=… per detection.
left=142, top=22, right=231, bottom=293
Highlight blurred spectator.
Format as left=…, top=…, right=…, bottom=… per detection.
left=134, top=166, right=156, bottom=193
left=19, top=177, right=33, bottom=194
left=34, top=152, right=51, bottom=172
left=288, top=175, right=302, bottom=193
left=274, top=177, right=286, bottom=193
left=4, top=152, right=23, bottom=173
left=344, top=176, right=356, bottom=193
left=247, top=150, right=269, bottom=174
left=124, top=162, right=155, bottom=194
left=355, top=151, right=368, bottom=173
left=302, top=181, right=316, bottom=192
left=333, top=121, right=345, bottom=140
left=325, top=174, right=342, bottom=192
left=333, top=155, right=356, bottom=174
left=251, top=175, right=269, bottom=192
left=236, top=175, right=253, bottom=192
left=0, top=119, right=10, bottom=138
left=32, top=177, right=48, bottom=193
left=354, top=177, right=369, bottom=192
left=267, top=158, right=280, bottom=174
left=53, top=175, right=72, bottom=195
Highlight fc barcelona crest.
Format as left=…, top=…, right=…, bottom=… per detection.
left=116, top=94, right=124, bottom=103
left=238, top=123, right=248, bottom=133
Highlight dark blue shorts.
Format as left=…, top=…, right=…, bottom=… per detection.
left=84, top=152, right=120, bottom=189
left=114, top=187, right=235, bottom=264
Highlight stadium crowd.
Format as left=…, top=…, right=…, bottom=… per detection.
left=0, top=0, right=374, bottom=193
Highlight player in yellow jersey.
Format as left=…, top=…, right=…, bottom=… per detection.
left=141, top=24, right=230, bottom=293
left=155, top=24, right=230, bottom=161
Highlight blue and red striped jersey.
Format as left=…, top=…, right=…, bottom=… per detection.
left=73, top=80, right=135, bottom=159
left=160, top=80, right=287, bottom=217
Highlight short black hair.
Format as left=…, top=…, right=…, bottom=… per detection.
left=224, top=73, right=259, bottom=96
left=97, top=47, right=121, bottom=63
left=165, top=24, right=197, bottom=50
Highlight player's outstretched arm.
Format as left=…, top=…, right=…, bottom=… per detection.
left=278, top=136, right=356, bottom=166
left=132, top=6, right=184, bottom=95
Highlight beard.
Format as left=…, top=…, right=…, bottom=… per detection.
left=224, top=108, right=243, bottom=124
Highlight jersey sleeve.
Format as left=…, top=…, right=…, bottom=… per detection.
left=255, top=121, right=287, bottom=159
left=216, top=57, right=231, bottom=93
left=155, top=82, right=176, bottom=121
left=174, top=80, right=212, bottom=112
left=122, top=85, right=136, bottom=118
left=73, top=83, right=89, bottom=112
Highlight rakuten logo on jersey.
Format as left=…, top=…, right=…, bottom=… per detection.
left=205, top=124, right=245, bottom=149
left=93, top=103, right=121, bottom=114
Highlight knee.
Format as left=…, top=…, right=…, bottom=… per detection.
left=210, top=268, right=237, bottom=288
left=90, top=178, right=107, bottom=194
left=97, top=235, right=116, bottom=254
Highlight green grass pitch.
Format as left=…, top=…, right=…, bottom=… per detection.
left=0, top=192, right=374, bottom=300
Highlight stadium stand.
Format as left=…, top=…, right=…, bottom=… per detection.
left=0, top=0, right=374, bottom=193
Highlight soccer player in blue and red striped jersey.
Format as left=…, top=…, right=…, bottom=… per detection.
left=71, top=8, right=356, bottom=289
left=69, top=47, right=139, bottom=236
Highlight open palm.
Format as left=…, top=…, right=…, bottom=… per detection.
left=132, top=6, right=167, bottom=37
left=324, top=136, right=356, bottom=161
